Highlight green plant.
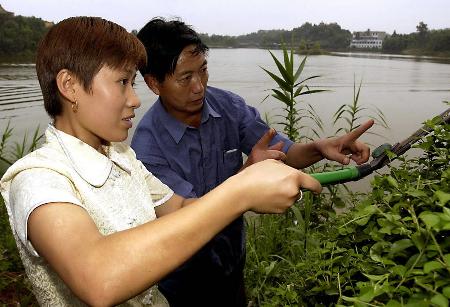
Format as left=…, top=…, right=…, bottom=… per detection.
left=0, top=122, right=43, bottom=177
left=245, top=43, right=450, bottom=307
left=313, top=78, right=390, bottom=215
left=336, top=110, right=450, bottom=306
left=246, top=106, right=449, bottom=306
left=261, top=43, right=326, bottom=143
left=333, top=78, right=388, bottom=139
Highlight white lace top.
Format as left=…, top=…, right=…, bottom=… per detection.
left=0, top=125, right=173, bottom=306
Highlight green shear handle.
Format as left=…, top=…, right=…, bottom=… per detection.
left=309, top=166, right=359, bottom=185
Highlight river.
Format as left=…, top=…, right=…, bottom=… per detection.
left=0, top=49, right=449, bottom=190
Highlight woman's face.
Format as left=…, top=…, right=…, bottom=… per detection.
left=72, top=65, right=140, bottom=150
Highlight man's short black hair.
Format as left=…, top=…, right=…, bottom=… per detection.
left=137, top=17, right=209, bottom=82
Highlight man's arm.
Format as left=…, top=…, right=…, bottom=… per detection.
left=145, top=129, right=285, bottom=216
left=242, top=120, right=374, bottom=170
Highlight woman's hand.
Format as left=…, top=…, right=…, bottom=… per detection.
left=234, top=159, right=322, bottom=214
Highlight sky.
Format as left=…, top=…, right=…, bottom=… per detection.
left=1, top=0, right=449, bottom=36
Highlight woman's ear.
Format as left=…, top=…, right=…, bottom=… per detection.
left=56, top=69, right=76, bottom=102
left=143, top=75, right=161, bottom=96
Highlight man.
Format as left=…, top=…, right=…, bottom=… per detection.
left=131, top=18, right=373, bottom=307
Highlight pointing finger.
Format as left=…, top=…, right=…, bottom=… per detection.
left=344, top=119, right=374, bottom=142
left=255, top=128, right=276, bottom=149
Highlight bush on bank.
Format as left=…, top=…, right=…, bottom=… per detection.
left=245, top=109, right=450, bottom=306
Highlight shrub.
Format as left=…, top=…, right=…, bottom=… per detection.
left=245, top=107, right=449, bottom=306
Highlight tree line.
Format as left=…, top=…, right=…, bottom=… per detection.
left=199, top=22, right=352, bottom=51
left=0, top=12, right=49, bottom=62
left=383, top=22, right=450, bottom=56
left=1, top=11, right=449, bottom=64
left=201, top=21, right=450, bottom=56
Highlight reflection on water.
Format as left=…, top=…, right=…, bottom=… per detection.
left=0, top=64, right=43, bottom=122
left=331, top=52, right=450, bottom=65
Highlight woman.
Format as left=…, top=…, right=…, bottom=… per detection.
left=0, top=17, right=321, bottom=306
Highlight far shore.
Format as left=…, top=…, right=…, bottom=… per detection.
left=1, top=47, right=450, bottom=65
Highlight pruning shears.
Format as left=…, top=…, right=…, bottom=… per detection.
left=307, top=107, right=450, bottom=187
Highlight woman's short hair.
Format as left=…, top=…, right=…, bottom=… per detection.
left=36, top=16, right=147, bottom=118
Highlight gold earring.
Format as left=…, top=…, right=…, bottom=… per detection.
left=71, top=99, right=78, bottom=113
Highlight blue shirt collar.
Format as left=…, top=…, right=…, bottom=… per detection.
left=156, top=97, right=221, bottom=144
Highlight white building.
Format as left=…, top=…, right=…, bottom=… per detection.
left=350, top=31, right=387, bottom=49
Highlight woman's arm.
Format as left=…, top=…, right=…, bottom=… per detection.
left=154, top=194, right=195, bottom=217
left=28, top=159, right=321, bottom=306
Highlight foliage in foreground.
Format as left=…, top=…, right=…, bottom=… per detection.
left=338, top=113, right=450, bottom=306
left=0, top=122, right=43, bottom=176
left=245, top=111, right=450, bottom=306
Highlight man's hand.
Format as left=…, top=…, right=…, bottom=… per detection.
left=241, top=128, right=286, bottom=171
left=316, top=119, right=374, bottom=165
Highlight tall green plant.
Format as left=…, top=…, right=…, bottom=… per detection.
left=317, top=78, right=390, bottom=215
left=0, top=122, right=43, bottom=176
left=246, top=46, right=394, bottom=307
left=261, top=43, right=326, bottom=142
left=247, top=43, right=328, bottom=307
left=333, top=78, right=388, bottom=138
left=260, top=43, right=328, bottom=250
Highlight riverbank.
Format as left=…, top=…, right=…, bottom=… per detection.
left=1, top=46, right=450, bottom=65
left=329, top=51, right=450, bottom=64
left=0, top=54, right=35, bottom=64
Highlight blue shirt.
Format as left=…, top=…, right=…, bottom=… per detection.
left=131, top=86, right=293, bottom=298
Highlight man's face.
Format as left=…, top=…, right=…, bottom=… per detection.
left=151, top=45, right=209, bottom=125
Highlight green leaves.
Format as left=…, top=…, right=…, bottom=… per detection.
left=261, top=43, right=325, bottom=142
left=431, top=294, right=449, bottom=307
left=0, top=122, right=43, bottom=176
left=333, top=78, right=389, bottom=137
left=423, top=260, right=444, bottom=273
left=419, top=209, right=450, bottom=231
left=436, top=190, right=450, bottom=205
left=335, top=112, right=450, bottom=305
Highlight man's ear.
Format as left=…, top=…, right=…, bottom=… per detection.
left=55, top=69, right=76, bottom=102
left=143, top=75, right=161, bottom=96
